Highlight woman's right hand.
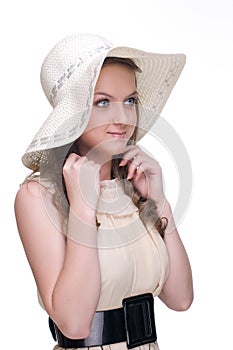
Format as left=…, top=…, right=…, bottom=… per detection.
left=63, top=153, right=101, bottom=213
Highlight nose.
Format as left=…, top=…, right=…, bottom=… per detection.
left=111, top=102, right=135, bottom=125
left=111, top=102, right=127, bottom=124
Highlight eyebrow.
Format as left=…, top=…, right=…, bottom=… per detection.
left=94, top=91, right=138, bottom=99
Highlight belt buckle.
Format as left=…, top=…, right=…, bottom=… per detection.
left=122, top=293, right=157, bottom=349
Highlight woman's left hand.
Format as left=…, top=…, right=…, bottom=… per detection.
left=119, top=145, right=165, bottom=204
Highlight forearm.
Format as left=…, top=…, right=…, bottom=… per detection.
left=51, top=208, right=101, bottom=338
left=157, top=199, right=193, bottom=311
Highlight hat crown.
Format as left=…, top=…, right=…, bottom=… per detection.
left=40, top=33, right=113, bottom=106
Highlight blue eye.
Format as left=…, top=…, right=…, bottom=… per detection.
left=124, top=97, right=137, bottom=106
left=95, top=99, right=109, bottom=107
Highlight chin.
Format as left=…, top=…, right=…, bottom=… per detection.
left=85, top=139, right=128, bottom=163
left=104, top=140, right=128, bottom=156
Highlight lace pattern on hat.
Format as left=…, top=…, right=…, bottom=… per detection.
left=50, top=43, right=112, bottom=103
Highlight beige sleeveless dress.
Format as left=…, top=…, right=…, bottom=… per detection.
left=37, top=178, right=169, bottom=350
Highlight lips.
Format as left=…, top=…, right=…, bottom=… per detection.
left=107, top=131, right=127, bottom=139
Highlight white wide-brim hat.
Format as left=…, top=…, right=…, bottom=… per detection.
left=22, top=33, right=186, bottom=170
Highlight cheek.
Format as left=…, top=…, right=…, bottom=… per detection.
left=83, top=117, right=106, bottom=133
left=129, top=111, right=138, bottom=131
left=85, top=107, right=112, bottom=132
left=132, top=113, right=138, bottom=127
left=123, top=108, right=137, bottom=130
left=128, top=126, right=136, bottom=141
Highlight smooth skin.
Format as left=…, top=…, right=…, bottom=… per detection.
left=15, top=64, right=193, bottom=339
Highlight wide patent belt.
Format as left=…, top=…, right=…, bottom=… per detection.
left=49, top=293, right=157, bottom=349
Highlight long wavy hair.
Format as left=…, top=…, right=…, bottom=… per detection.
left=29, top=57, right=167, bottom=238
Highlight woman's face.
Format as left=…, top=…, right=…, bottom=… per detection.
left=76, top=63, right=137, bottom=158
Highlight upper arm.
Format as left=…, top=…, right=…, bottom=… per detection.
left=14, top=181, right=66, bottom=314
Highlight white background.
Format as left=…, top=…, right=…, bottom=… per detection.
left=1, top=0, right=232, bottom=349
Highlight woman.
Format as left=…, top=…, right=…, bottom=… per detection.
left=15, top=33, right=193, bottom=350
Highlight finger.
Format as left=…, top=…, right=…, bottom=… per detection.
left=134, top=165, right=145, bottom=182
left=63, top=154, right=86, bottom=172
left=65, top=153, right=81, bottom=164
left=127, top=160, right=142, bottom=180
left=125, top=145, right=140, bottom=152
left=120, top=152, right=141, bottom=168
left=119, top=155, right=132, bottom=167
left=82, top=160, right=101, bottom=172
left=119, top=146, right=141, bottom=166
left=129, top=159, right=155, bottom=181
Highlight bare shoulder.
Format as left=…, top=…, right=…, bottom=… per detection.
left=15, top=180, right=64, bottom=239
left=15, top=181, right=46, bottom=230
left=15, top=180, right=41, bottom=201
left=24, top=179, right=42, bottom=196
left=15, top=181, right=43, bottom=223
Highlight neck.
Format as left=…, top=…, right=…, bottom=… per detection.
left=99, top=160, right=112, bottom=181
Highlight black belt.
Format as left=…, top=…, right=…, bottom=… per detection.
left=49, top=293, right=157, bottom=349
